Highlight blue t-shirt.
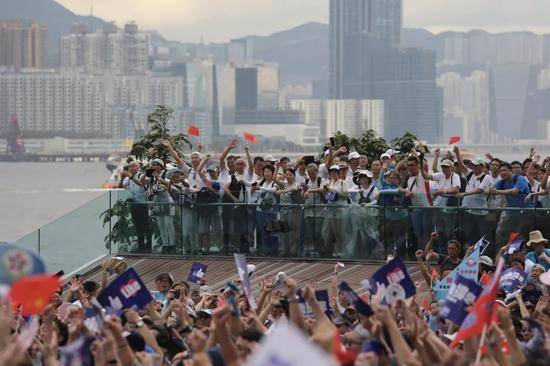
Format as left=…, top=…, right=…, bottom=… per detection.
left=526, top=249, right=550, bottom=271
left=493, top=175, right=532, bottom=208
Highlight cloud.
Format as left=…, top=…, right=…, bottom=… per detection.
left=57, top=0, right=550, bottom=42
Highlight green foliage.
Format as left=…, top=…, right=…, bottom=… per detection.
left=321, top=130, right=426, bottom=163
left=100, top=200, right=135, bottom=250
left=129, top=105, right=192, bottom=165
left=390, top=131, right=428, bottom=160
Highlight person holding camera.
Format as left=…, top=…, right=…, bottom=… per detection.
left=120, top=161, right=152, bottom=253
left=145, top=159, right=176, bottom=254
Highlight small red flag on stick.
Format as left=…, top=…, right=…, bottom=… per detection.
left=243, top=131, right=258, bottom=144
left=188, top=126, right=200, bottom=137
left=449, top=136, right=461, bottom=145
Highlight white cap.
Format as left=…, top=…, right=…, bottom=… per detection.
left=151, top=158, right=165, bottom=167
left=264, top=154, right=277, bottom=162
left=386, top=149, right=400, bottom=156
left=324, top=149, right=331, bottom=157
left=380, top=153, right=391, bottom=160
left=329, top=164, right=340, bottom=171
left=440, top=159, right=454, bottom=167
left=348, top=151, right=360, bottom=159
left=471, top=158, right=485, bottom=166
left=190, top=151, right=202, bottom=158
left=357, top=170, right=373, bottom=178
left=247, top=264, right=256, bottom=277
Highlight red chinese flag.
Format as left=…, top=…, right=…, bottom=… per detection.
left=243, top=131, right=258, bottom=145
left=507, top=232, right=520, bottom=244
left=188, top=126, right=200, bottom=137
left=448, top=136, right=461, bottom=145
left=450, top=258, right=505, bottom=348
left=480, top=272, right=492, bottom=286
left=9, top=275, right=60, bottom=316
left=431, top=268, right=439, bottom=279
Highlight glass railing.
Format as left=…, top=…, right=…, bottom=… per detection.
left=13, top=190, right=550, bottom=273
left=13, top=190, right=129, bottom=275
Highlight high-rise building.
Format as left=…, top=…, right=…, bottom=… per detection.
left=0, top=20, right=48, bottom=70
left=60, top=22, right=148, bottom=74
left=330, top=0, right=402, bottom=98
left=329, top=0, right=441, bottom=141
left=289, top=99, right=384, bottom=139
left=234, top=64, right=279, bottom=110
left=0, top=72, right=111, bottom=136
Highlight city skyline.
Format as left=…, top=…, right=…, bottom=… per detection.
left=56, top=0, right=550, bottom=43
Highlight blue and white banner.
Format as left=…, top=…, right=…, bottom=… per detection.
left=296, top=289, right=330, bottom=318
left=367, top=257, right=416, bottom=305
left=338, top=281, right=373, bottom=317
left=434, top=247, right=479, bottom=301
left=507, top=239, right=523, bottom=256
left=97, top=268, right=153, bottom=313
left=499, top=267, right=527, bottom=293
left=439, top=275, right=482, bottom=326
left=187, top=262, right=207, bottom=285
left=0, top=244, right=46, bottom=285
left=234, top=254, right=257, bottom=310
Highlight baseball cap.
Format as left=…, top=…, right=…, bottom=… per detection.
left=471, top=158, right=485, bottom=166
left=385, top=148, right=400, bottom=156
left=151, top=158, right=165, bottom=167
left=329, top=165, right=340, bottom=171
left=166, top=168, right=182, bottom=179
left=357, top=170, right=372, bottom=178
left=479, top=255, right=494, bottom=267
left=348, top=151, right=360, bottom=159
left=380, top=153, right=391, bottom=160
left=197, top=309, right=213, bottom=318
left=440, top=159, right=454, bottom=167
left=206, top=165, right=219, bottom=172
left=264, top=154, right=277, bottom=162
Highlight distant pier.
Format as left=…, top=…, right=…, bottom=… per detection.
left=0, top=154, right=111, bottom=162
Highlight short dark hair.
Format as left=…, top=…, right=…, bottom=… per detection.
left=253, top=156, right=264, bottom=164
left=240, top=328, right=264, bottom=343
left=285, top=167, right=296, bottom=176
left=263, top=165, right=275, bottom=174
left=227, top=155, right=238, bottom=161
left=447, top=240, right=460, bottom=249
left=407, top=156, right=419, bottom=164
left=280, top=157, right=290, bottom=163
left=500, top=162, right=512, bottom=170
left=511, top=160, right=522, bottom=167
left=522, top=158, right=532, bottom=166
left=83, top=281, right=99, bottom=293
left=490, top=158, right=502, bottom=165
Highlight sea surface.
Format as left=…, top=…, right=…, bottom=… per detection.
left=0, top=162, right=110, bottom=242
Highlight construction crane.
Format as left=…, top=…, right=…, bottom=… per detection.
left=5, top=113, right=25, bottom=157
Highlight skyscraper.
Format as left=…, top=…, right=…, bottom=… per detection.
left=0, top=20, right=48, bottom=70
left=329, top=0, right=441, bottom=141
left=330, top=0, right=402, bottom=98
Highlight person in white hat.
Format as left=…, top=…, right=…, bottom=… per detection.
left=321, top=164, right=349, bottom=257
left=145, top=158, right=177, bottom=253
left=345, top=170, right=381, bottom=258
left=347, top=151, right=361, bottom=177
left=453, top=146, right=492, bottom=244
left=525, top=230, right=550, bottom=271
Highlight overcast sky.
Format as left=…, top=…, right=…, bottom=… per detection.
left=57, top=0, right=550, bottom=42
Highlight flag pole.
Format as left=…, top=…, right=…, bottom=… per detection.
left=475, top=324, right=488, bottom=365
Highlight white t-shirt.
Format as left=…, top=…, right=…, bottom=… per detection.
left=406, top=173, right=432, bottom=207
left=432, top=172, right=461, bottom=207
left=462, top=170, right=491, bottom=212
left=295, top=170, right=308, bottom=185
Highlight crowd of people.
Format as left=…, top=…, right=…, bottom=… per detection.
left=118, top=138, right=550, bottom=260
left=2, top=229, right=550, bottom=366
